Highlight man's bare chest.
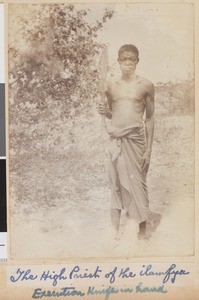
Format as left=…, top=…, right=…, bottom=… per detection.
left=110, top=81, right=146, bottom=103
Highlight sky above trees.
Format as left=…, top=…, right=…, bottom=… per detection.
left=4, top=3, right=194, bottom=84
left=82, top=3, right=194, bottom=83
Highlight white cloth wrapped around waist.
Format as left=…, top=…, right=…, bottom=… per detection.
left=105, top=121, right=146, bottom=161
left=105, top=121, right=149, bottom=223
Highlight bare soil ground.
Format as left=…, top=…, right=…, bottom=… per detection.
left=9, top=88, right=195, bottom=259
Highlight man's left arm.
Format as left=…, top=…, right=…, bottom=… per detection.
left=142, top=82, right=155, bottom=174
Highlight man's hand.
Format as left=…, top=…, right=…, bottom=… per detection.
left=98, top=102, right=107, bottom=115
left=97, top=102, right=112, bottom=119
left=141, top=150, right=151, bottom=175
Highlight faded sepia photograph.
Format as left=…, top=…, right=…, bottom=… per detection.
left=8, top=3, right=194, bottom=259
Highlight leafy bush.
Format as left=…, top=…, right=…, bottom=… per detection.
left=155, top=79, right=194, bottom=116
left=9, top=4, right=114, bottom=153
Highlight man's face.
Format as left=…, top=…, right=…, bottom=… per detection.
left=118, top=51, right=139, bottom=76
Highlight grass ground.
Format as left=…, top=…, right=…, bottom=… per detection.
left=9, top=84, right=195, bottom=259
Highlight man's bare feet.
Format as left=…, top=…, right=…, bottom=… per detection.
left=137, top=231, right=148, bottom=240
left=137, top=221, right=148, bottom=240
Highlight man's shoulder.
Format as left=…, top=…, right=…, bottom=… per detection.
left=138, top=76, right=155, bottom=97
left=138, top=75, right=154, bottom=89
left=106, top=78, right=120, bottom=90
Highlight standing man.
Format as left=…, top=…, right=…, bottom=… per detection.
left=98, top=44, right=155, bottom=240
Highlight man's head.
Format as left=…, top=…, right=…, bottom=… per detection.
left=118, top=44, right=139, bottom=76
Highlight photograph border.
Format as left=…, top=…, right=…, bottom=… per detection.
left=1, top=0, right=199, bottom=299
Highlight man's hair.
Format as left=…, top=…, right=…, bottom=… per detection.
left=118, top=44, right=139, bottom=59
